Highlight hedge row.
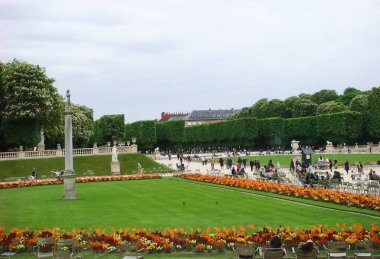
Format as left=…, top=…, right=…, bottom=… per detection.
left=125, top=111, right=363, bottom=150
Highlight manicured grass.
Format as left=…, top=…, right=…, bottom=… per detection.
left=0, top=154, right=170, bottom=179
left=230, top=153, right=380, bottom=167
left=174, top=178, right=380, bottom=217
left=0, top=178, right=376, bottom=231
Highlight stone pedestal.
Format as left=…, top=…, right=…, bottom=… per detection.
left=37, top=143, right=45, bottom=151
left=62, top=171, right=77, bottom=200
left=19, top=152, right=25, bottom=159
left=292, top=154, right=302, bottom=164
left=326, top=144, right=334, bottom=153
left=56, top=150, right=63, bottom=157
left=111, top=161, right=120, bottom=175
left=131, top=144, right=138, bottom=153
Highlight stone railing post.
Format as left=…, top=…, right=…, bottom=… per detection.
left=93, top=145, right=99, bottom=155
left=19, top=151, right=25, bottom=159
left=131, top=144, right=138, bottom=153
left=56, top=144, right=63, bottom=157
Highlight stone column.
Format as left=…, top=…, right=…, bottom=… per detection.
left=62, top=90, right=77, bottom=200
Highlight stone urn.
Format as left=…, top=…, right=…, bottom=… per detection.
left=290, top=140, right=300, bottom=152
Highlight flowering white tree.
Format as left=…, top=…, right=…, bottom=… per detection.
left=1, top=59, right=63, bottom=148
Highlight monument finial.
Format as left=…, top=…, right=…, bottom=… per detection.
left=66, top=90, right=71, bottom=105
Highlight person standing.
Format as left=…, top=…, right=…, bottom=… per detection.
left=344, top=161, right=349, bottom=174
left=250, top=160, right=254, bottom=172
left=236, top=162, right=241, bottom=173
left=329, top=159, right=333, bottom=172
left=334, top=158, right=338, bottom=169
left=290, top=159, right=295, bottom=172
left=219, top=157, right=224, bottom=169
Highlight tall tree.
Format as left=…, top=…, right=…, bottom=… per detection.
left=71, top=104, right=94, bottom=147
left=94, top=114, right=125, bottom=145
left=292, top=98, right=317, bottom=117
left=316, top=101, right=347, bottom=115
left=340, top=87, right=362, bottom=106
left=0, top=61, right=6, bottom=150
left=1, top=60, right=62, bottom=148
left=367, top=87, right=380, bottom=141
left=311, top=89, right=338, bottom=104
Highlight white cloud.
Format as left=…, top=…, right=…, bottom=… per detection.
left=1, top=0, right=379, bottom=122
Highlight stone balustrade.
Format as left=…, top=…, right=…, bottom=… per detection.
left=325, top=143, right=380, bottom=154
left=0, top=145, right=138, bottom=161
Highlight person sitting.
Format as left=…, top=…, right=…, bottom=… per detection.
left=370, top=170, right=380, bottom=181
left=332, top=171, right=341, bottom=183
left=298, top=240, right=314, bottom=253
left=30, top=168, right=37, bottom=180
left=265, top=236, right=286, bottom=256
left=267, top=159, right=275, bottom=170
left=268, top=235, right=282, bottom=249
left=239, top=167, right=247, bottom=178
left=271, top=170, right=278, bottom=181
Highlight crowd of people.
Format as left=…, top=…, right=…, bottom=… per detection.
left=170, top=150, right=380, bottom=189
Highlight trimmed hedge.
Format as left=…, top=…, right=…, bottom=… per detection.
left=125, top=111, right=363, bottom=149
left=125, top=120, right=157, bottom=150
left=256, top=117, right=284, bottom=147
left=315, top=111, right=362, bottom=144
left=156, top=120, right=185, bottom=148
left=284, top=116, right=317, bottom=145
left=184, top=118, right=258, bottom=147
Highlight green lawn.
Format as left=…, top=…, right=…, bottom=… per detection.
left=0, top=154, right=170, bottom=180
left=0, top=178, right=376, bottom=231
left=231, top=153, right=380, bottom=167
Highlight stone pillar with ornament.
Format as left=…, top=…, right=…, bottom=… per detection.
left=325, top=141, right=334, bottom=153
left=290, top=140, right=301, bottom=163
left=62, top=90, right=77, bottom=200
left=131, top=137, right=138, bottom=153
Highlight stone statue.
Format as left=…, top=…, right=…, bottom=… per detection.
left=112, top=146, right=118, bottom=162
left=66, top=90, right=71, bottom=105
left=137, top=162, right=143, bottom=174
left=326, top=141, right=332, bottom=145
left=38, top=128, right=45, bottom=145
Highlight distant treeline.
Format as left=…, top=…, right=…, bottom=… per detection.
left=125, top=86, right=380, bottom=150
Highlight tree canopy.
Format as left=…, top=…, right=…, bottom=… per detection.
left=94, top=114, right=125, bottom=145
left=1, top=60, right=63, bottom=148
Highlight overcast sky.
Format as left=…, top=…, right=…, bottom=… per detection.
left=1, top=0, right=379, bottom=123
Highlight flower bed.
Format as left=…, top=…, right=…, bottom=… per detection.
left=0, top=224, right=379, bottom=254
left=0, top=174, right=162, bottom=189
left=176, top=174, right=380, bottom=211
